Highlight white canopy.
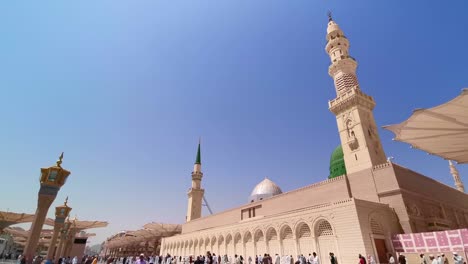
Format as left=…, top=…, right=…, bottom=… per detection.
left=384, top=88, right=468, bottom=163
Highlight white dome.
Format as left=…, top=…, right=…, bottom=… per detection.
left=249, top=178, right=282, bottom=202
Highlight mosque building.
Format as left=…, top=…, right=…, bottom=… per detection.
left=160, top=16, right=468, bottom=264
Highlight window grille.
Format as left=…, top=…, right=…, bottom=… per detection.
left=316, top=220, right=334, bottom=236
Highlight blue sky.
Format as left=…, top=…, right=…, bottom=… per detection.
left=1, top=1, right=467, bottom=245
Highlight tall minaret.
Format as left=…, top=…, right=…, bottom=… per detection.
left=326, top=14, right=387, bottom=174
left=449, top=160, right=465, bottom=192
left=186, top=140, right=205, bottom=222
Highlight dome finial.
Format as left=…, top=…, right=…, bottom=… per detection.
left=327, top=10, right=333, bottom=22
left=56, top=152, right=64, bottom=167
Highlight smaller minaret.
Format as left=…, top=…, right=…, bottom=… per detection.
left=449, top=160, right=465, bottom=192
left=186, top=140, right=205, bottom=222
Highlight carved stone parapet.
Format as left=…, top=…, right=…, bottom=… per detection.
left=329, top=88, right=376, bottom=115
left=191, top=171, right=203, bottom=181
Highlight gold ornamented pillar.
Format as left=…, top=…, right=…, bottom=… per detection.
left=47, top=197, right=72, bottom=260
left=24, top=153, right=71, bottom=263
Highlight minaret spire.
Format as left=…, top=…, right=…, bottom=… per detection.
left=195, top=138, right=201, bottom=165
left=187, top=140, right=205, bottom=222
left=449, top=160, right=465, bottom=192
left=326, top=16, right=387, bottom=174
left=327, top=11, right=333, bottom=22
left=193, top=138, right=202, bottom=173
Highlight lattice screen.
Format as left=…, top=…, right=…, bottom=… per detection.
left=266, top=228, right=278, bottom=241
left=281, top=226, right=293, bottom=239
left=316, top=220, right=334, bottom=236
left=297, top=223, right=311, bottom=238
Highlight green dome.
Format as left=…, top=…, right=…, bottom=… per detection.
left=329, top=145, right=347, bottom=179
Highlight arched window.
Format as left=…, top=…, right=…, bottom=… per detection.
left=281, top=226, right=293, bottom=239
left=296, top=223, right=311, bottom=238
left=234, top=233, right=242, bottom=244
left=315, top=220, right=334, bottom=236
left=244, top=232, right=252, bottom=243
left=266, top=228, right=278, bottom=241
left=226, top=234, right=232, bottom=244
left=254, top=230, right=264, bottom=242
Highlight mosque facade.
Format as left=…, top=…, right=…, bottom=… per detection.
left=160, top=16, right=468, bottom=264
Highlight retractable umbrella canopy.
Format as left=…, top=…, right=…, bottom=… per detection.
left=384, top=88, right=468, bottom=163
left=0, top=211, right=35, bottom=230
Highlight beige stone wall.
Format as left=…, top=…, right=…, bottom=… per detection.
left=389, top=164, right=468, bottom=232
left=346, top=162, right=468, bottom=233
left=392, top=164, right=468, bottom=211
left=162, top=198, right=398, bottom=264
left=182, top=176, right=350, bottom=234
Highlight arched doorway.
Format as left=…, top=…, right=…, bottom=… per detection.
left=280, top=225, right=295, bottom=256
left=189, top=240, right=193, bottom=256
left=198, top=239, right=204, bottom=257
left=194, top=240, right=199, bottom=256
left=244, top=232, right=254, bottom=259
left=254, top=230, right=266, bottom=257
left=211, top=237, right=217, bottom=255
left=296, top=222, right=313, bottom=255
left=370, top=218, right=388, bottom=264
left=234, top=233, right=242, bottom=256
left=314, top=220, right=337, bottom=264
left=226, top=234, right=234, bottom=258
left=204, top=237, right=210, bottom=255
left=218, top=235, right=225, bottom=256
left=266, top=228, right=280, bottom=256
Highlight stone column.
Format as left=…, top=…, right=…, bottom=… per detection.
left=64, top=230, right=77, bottom=257
left=55, top=230, right=66, bottom=259
left=46, top=220, right=64, bottom=259
left=23, top=194, right=56, bottom=261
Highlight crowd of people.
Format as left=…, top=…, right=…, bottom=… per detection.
left=108, top=251, right=330, bottom=264
left=14, top=254, right=100, bottom=264
left=107, top=251, right=466, bottom=264
left=9, top=251, right=465, bottom=264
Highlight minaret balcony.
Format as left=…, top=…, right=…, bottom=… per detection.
left=329, top=87, right=376, bottom=114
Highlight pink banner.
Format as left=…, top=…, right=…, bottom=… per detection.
left=392, top=229, right=468, bottom=253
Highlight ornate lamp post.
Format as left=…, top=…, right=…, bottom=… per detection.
left=23, top=153, right=71, bottom=262
left=47, top=197, right=72, bottom=260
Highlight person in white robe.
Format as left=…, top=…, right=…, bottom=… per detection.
left=279, top=256, right=286, bottom=264
left=274, top=255, right=280, bottom=264
left=312, top=253, right=319, bottom=264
